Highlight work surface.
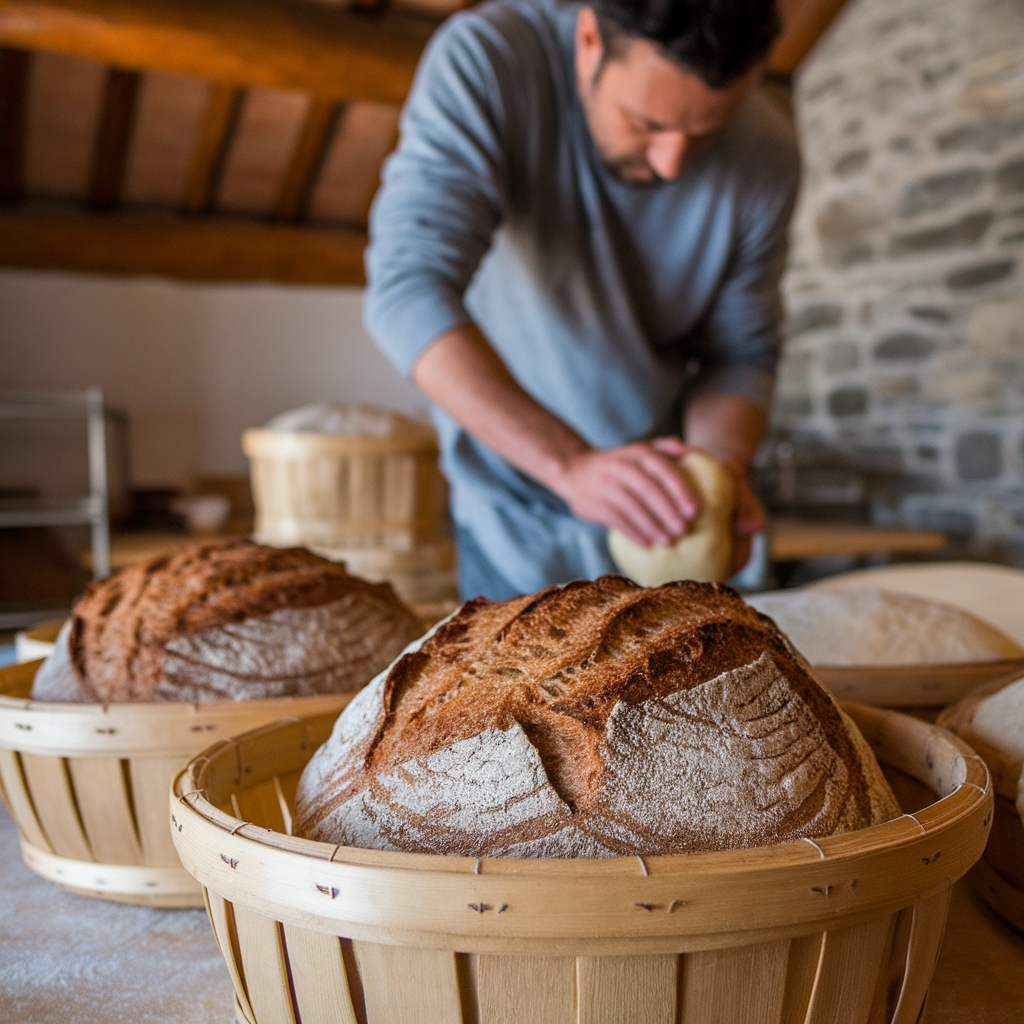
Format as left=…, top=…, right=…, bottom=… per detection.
left=0, top=806, right=1021, bottom=1024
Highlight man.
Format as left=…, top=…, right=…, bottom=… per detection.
left=365, top=0, right=799, bottom=601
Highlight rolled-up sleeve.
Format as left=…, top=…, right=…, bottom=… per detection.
left=364, top=17, right=509, bottom=376
left=690, top=102, right=801, bottom=410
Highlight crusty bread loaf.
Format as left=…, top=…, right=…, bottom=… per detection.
left=294, top=576, right=899, bottom=858
left=748, top=588, right=1024, bottom=667
left=31, top=539, right=422, bottom=703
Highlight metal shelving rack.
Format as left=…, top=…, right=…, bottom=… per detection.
left=0, top=390, right=111, bottom=623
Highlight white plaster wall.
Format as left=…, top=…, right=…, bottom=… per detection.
left=0, top=270, right=424, bottom=492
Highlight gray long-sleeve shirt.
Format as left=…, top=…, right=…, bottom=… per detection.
left=364, top=0, right=800, bottom=594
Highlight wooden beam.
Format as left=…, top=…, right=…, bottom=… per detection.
left=0, top=0, right=434, bottom=105
left=273, top=97, right=342, bottom=222
left=769, top=0, right=851, bottom=75
left=0, top=47, right=29, bottom=202
left=181, top=83, right=242, bottom=214
left=88, top=66, right=140, bottom=210
left=0, top=208, right=367, bottom=283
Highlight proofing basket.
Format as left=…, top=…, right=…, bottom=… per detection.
left=172, top=702, right=992, bottom=1024
left=0, top=659, right=353, bottom=907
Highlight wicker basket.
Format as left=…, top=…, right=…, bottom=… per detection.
left=0, top=659, right=354, bottom=908
left=172, top=703, right=992, bottom=1024
left=244, top=423, right=449, bottom=552
left=939, top=680, right=1024, bottom=931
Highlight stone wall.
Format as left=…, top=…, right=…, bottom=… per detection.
left=775, top=0, right=1024, bottom=540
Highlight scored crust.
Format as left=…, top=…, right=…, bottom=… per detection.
left=295, top=576, right=900, bottom=857
left=61, top=539, right=420, bottom=702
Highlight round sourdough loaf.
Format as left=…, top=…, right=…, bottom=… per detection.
left=294, top=576, right=900, bottom=858
left=31, top=539, right=422, bottom=703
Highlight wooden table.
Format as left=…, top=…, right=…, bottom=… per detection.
left=769, top=519, right=948, bottom=562
left=0, top=803, right=1020, bottom=1023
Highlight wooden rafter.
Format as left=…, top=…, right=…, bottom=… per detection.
left=181, top=83, right=242, bottom=215
left=0, top=0, right=435, bottom=105
left=273, top=97, right=342, bottom=222
left=0, top=47, right=29, bottom=201
left=88, top=66, right=140, bottom=209
left=0, top=209, right=367, bottom=283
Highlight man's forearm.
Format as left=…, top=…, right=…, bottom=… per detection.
left=683, top=391, right=768, bottom=474
left=411, top=323, right=589, bottom=492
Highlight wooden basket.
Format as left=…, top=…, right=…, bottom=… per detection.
left=172, top=703, right=992, bottom=1024
left=939, top=680, right=1024, bottom=931
left=815, top=660, right=1024, bottom=708
left=244, top=424, right=449, bottom=551
left=0, top=659, right=353, bottom=909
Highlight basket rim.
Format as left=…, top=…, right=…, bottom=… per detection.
left=243, top=426, right=439, bottom=457
left=170, top=702, right=993, bottom=950
left=0, top=659, right=355, bottom=757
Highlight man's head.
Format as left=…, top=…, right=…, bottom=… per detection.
left=575, top=0, right=780, bottom=183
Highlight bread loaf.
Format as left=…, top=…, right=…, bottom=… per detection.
left=748, top=588, right=1024, bottom=667
left=608, top=451, right=736, bottom=586
left=294, top=576, right=899, bottom=858
left=31, top=539, right=422, bottom=703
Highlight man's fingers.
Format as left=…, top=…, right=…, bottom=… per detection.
left=613, top=459, right=691, bottom=538
left=603, top=489, right=673, bottom=546
left=634, top=450, right=698, bottom=520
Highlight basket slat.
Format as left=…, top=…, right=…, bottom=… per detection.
left=0, top=748, right=52, bottom=852
left=132, top=756, right=189, bottom=865
left=353, top=943, right=464, bottom=1024
left=865, top=906, right=912, bottom=1024
left=208, top=891, right=258, bottom=1023
left=19, top=752, right=93, bottom=861
left=476, top=955, right=575, bottom=1024
left=779, top=934, right=825, bottom=1024
left=805, top=915, right=892, bottom=1024
left=680, top=940, right=789, bottom=1024
left=281, top=925, right=359, bottom=1024
left=67, top=757, right=143, bottom=864
left=235, top=903, right=299, bottom=1024
left=889, top=885, right=951, bottom=1023
left=577, top=954, right=677, bottom=1024
left=233, top=777, right=289, bottom=837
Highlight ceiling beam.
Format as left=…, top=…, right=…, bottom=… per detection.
left=0, top=0, right=434, bottom=105
left=0, top=209, right=367, bottom=284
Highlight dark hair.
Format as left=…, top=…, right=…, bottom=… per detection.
left=590, top=0, right=780, bottom=89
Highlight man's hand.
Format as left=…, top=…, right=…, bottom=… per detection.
left=548, top=436, right=698, bottom=546
left=729, top=467, right=767, bottom=574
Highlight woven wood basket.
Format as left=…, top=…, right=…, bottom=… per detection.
left=172, top=703, right=992, bottom=1024
left=939, top=680, right=1024, bottom=931
left=815, top=660, right=1024, bottom=708
left=0, top=659, right=354, bottom=908
left=244, top=423, right=449, bottom=552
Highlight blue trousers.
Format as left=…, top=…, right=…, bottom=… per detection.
left=456, top=526, right=524, bottom=602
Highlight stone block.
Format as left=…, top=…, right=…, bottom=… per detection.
left=787, top=303, right=844, bottom=335
left=946, top=258, right=1016, bottom=288
left=875, top=376, right=920, bottom=399
left=936, top=112, right=1024, bottom=154
left=955, top=431, right=1003, bottom=480
left=827, top=386, right=869, bottom=417
left=900, top=168, right=984, bottom=215
left=996, top=157, right=1024, bottom=193
left=908, top=306, right=952, bottom=324
left=824, top=340, right=860, bottom=373
left=816, top=195, right=887, bottom=241
left=873, top=332, right=936, bottom=360
left=834, top=149, right=870, bottom=176
left=890, top=211, right=993, bottom=255
left=774, top=395, right=814, bottom=417
left=966, top=301, right=1024, bottom=351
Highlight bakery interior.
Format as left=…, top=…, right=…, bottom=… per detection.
left=1, top=0, right=1024, bottom=1021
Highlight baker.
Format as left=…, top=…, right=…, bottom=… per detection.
left=365, top=0, right=799, bottom=601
